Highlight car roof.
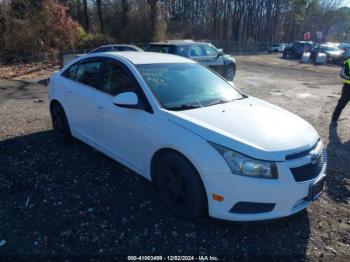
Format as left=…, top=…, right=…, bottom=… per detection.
left=320, top=44, right=340, bottom=49
left=92, top=44, right=142, bottom=50
left=92, top=51, right=195, bottom=65
left=293, top=41, right=314, bottom=44
left=97, top=44, right=139, bottom=48
left=149, top=40, right=209, bottom=46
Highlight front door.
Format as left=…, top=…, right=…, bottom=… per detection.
left=189, top=45, right=225, bottom=75
left=93, top=59, right=152, bottom=173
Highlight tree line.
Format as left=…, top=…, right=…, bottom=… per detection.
left=1, top=0, right=350, bottom=59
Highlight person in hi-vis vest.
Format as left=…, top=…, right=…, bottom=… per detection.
left=331, top=56, right=350, bottom=125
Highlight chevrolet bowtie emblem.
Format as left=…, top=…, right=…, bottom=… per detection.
left=310, top=153, right=320, bottom=165
left=310, top=143, right=322, bottom=165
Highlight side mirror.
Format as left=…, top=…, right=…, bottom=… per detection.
left=113, top=92, right=139, bottom=108
left=217, top=49, right=224, bottom=56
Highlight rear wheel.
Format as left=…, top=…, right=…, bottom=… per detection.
left=153, top=151, right=207, bottom=221
left=50, top=102, right=72, bottom=141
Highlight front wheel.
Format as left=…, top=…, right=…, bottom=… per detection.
left=153, top=152, right=207, bottom=221
left=225, top=64, right=236, bottom=81
left=50, top=102, right=72, bottom=141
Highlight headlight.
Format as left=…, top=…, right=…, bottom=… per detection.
left=210, top=143, right=278, bottom=179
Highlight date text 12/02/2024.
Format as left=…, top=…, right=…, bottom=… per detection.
left=127, top=256, right=220, bottom=261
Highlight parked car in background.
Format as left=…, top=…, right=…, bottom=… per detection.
left=268, top=43, right=288, bottom=53
left=145, top=40, right=237, bottom=81
left=49, top=52, right=326, bottom=222
left=283, top=41, right=314, bottom=59
left=310, top=44, right=344, bottom=64
left=62, top=44, right=143, bottom=65
left=339, top=42, right=350, bottom=52
left=89, top=44, right=143, bottom=53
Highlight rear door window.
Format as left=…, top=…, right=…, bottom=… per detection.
left=103, top=46, right=113, bottom=52
left=76, top=60, right=102, bottom=88
left=124, top=46, right=137, bottom=51
left=176, top=46, right=188, bottom=57
left=117, top=46, right=136, bottom=51
left=146, top=45, right=176, bottom=54
left=62, top=64, right=78, bottom=80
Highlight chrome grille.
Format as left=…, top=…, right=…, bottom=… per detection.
left=290, top=150, right=326, bottom=182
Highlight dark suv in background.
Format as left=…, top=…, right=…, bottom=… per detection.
left=145, top=40, right=237, bottom=80
left=283, top=41, right=314, bottom=59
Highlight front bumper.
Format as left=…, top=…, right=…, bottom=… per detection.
left=203, top=156, right=327, bottom=222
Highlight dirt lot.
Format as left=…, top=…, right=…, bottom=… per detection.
left=0, top=55, right=349, bottom=260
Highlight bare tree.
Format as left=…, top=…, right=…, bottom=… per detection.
left=82, top=0, right=89, bottom=32
left=95, top=0, right=104, bottom=33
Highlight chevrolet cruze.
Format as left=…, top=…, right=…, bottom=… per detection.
left=48, top=52, right=327, bottom=221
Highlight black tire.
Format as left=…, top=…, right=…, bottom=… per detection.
left=50, top=102, right=72, bottom=141
left=153, top=151, right=207, bottom=221
left=282, top=51, right=287, bottom=58
left=225, top=64, right=236, bottom=81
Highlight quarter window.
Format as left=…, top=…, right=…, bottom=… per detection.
left=99, top=61, right=134, bottom=96
left=76, top=60, right=101, bottom=88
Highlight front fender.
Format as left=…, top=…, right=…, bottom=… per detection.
left=223, top=55, right=236, bottom=65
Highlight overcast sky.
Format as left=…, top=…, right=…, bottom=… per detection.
left=342, top=0, right=350, bottom=6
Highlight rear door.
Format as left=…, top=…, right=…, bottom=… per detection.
left=64, top=58, right=102, bottom=143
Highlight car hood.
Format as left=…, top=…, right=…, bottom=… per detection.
left=165, top=97, right=319, bottom=161
left=223, top=54, right=236, bottom=63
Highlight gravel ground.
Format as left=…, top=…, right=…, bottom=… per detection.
left=0, top=55, right=349, bottom=260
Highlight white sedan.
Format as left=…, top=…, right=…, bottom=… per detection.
left=48, top=52, right=326, bottom=222
left=268, top=43, right=288, bottom=53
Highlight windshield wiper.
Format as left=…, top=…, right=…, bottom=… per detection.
left=206, top=99, right=233, bottom=107
left=165, top=104, right=202, bottom=111
left=206, top=96, right=247, bottom=107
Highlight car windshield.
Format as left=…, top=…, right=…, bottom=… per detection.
left=136, top=63, right=243, bottom=110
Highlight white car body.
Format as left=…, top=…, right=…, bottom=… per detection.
left=49, top=52, right=326, bottom=221
left=269, top=44, right=288, bottom=53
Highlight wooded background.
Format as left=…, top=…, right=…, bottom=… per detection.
left=1, top=0, right=350, bottom=60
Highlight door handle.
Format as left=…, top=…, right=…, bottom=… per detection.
left=97, top=106, right=105, bottom=113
